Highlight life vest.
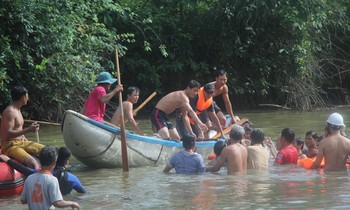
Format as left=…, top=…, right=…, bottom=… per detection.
left=189, top=87, right=213, bottom=124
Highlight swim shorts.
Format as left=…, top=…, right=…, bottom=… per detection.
left=151, top=108, right=175, bottom=131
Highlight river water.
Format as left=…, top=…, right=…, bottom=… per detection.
left=1, top=107, right=350, bottom=209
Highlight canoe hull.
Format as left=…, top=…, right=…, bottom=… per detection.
left=62, top=110, right=217, bottom=168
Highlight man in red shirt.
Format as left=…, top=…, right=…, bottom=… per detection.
left=274, top=128, right=298, bottom=165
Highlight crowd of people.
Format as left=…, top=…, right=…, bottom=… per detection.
left=1, top=69, right=349, bottom=209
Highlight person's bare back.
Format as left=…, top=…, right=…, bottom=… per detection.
left=155, top=90, right=189, bottom=114
left=318, top=134, right=350, bottom=171
left=222, top=143, right=248, bottom=175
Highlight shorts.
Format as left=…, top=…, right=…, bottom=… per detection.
left=176, top=110, right=199, bottom=137
left=1, top=138, right=45, bottom=164
left=213, top=101, right=222, bottom=113
left=150, top=108, right=175, bottom=131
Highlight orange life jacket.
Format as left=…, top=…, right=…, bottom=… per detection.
left=189, top=87, right=213, bottom=124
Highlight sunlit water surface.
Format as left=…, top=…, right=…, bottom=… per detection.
left=1, top=107, right=350, bottom=209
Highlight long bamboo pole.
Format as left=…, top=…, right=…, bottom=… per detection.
left=133, top=91, right=157, bottom=116
left=116, top=49, right=129, bottom=172
left=24, top=119, right=61, bottom=126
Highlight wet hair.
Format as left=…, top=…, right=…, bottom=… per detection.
left=327, top=123, right=343, bottom=131
left=305, top=130, right=322, bottom=142
left=214, top=141, right=226, bottom=156
left=56, top=147, right=71, bottom=167
left=244, top=127, right=252, bottom=133
left=281, top=128, right=295, bottom=143
left=39, top=146, right=58, bottom=167
left=11, top=86, right=28, bottom=101
left=126, top=86, right=140, bottom=96
left=229, top=124, right=245, bottom=141
left=215, top=69, right=227, bottom=78
left=250, top=128, right=265, bottom=145
left=294, top=137, right=304, bottom=150
left=182, top=134, right=196, bottom=149
left=187, top=80, right=201, bottom=89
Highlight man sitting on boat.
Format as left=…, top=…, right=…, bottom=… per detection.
left=150, top=80, right=208, bottom=140
left=0, top=86, right=45, bottom=169
left=82, top=71, right=123, bottom=122
left=111, top=86, right=144, bottom=135
left=176, top=83, right=227, bottom=140
left=163, top=134, right=205, bottom=174
left=311, top=112, right=350, bottom=171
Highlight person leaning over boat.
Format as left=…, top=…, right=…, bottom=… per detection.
left=0, top=86, right=45, bottom=169
left=206, top=125, right=248, bottom=175
left=21, top=146, right=81, bottom=210
left=206, top=69, right=238, bottom=127
left=111, top=86, right=144, bottom=135
left=274, top=128, right=298, bottom=165
left=0, top=147, right=87, bottom=196
left=163, top=134, right=205, bottom=174
left=310, top=113, right=350, bottom=171
left=81, top=71, right=123, bottom=122
left=176, top=83, right=227, bottom=140
left=150, top=80, right=208, bottom=140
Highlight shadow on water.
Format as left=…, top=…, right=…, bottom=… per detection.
left=1, top=107, right=350, bottom=209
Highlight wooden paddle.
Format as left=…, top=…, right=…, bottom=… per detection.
left=211, top=118, right=249, bottom=139
left=133, top=91, right=157, bottom=116
left=24, top=119, right=60, bottom=126
left=116, top=49, right=129, bottom=172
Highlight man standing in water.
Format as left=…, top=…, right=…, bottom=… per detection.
left=150, top=80, right=208, bottom=140
left=0, top=86, right=45, bottom=169
left=207, top=69, right=238, bottom=127
left=206, top=124, right=248, bottom=175
left=311, top=113, right=350, bottom=171
left=111, top=86, right=144, bottom=135
left=274, top=128, right=298, bottom=165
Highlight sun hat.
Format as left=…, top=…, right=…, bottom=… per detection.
left=204, top=83, right=215, bottom=93
left=326, top=112, right=345, bottom=127
left=96, top=72, right=117, bottom=84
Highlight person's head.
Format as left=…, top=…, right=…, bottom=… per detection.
left=56, top=147, right=71, bottom=167
left=250, top=128, right=265, bottom=145
left=244, top=127, right=252, bottom=140
left=214, top=69, right=228, bottom=87
left=203, top=83, right=215, bottom=99
left=182, top=134, right=196, bottom=150
left=39, top=146, right=58, bottom=167
left=229, top=124, right=245, bottom=142
left=126, top=86, right=140, bottom=104
left=281, top=128, right=295, bottom=143
left=326, top=112, right=346, bottom=132
left=305, top=130, right=319, bottom=148
left=11, top=86, right=29, bottom=103
left=293, top=137, right=304, bottom=151
left=214, top=141, right=226, bottom=157
left=96, top=71, right=117, bottom=89
left=242, top=120, right=253, bottom=128
left=186, top=80, right=201, bottom=98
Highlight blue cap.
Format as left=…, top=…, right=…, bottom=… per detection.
left=96, top=72, right=117, bottom=84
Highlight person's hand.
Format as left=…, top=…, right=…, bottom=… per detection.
left=264, top=137, right=273, bottom=147
left=197, top=132, right=204, bottom=141
left=0, top=154, right=10, bottom=162
left=115, top=84, right=123, bottom=92
left=231, top=116, right=238, bottom=124
left=29, top=122, right=40, bottom=132
left=198, top=123, right=208, bottom=133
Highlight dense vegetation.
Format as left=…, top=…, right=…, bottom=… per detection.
left=1, top=0, right=349, bottom=121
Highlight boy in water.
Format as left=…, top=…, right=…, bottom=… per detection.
left=111, top=86, right=144, bottom=135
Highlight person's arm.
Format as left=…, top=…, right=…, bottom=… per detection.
left=265, top=137, right=277, bottom=159
left=100, top=84, right=123, bottom=104
left=208, top=111, right=227, bottom=140
left=124, top=102, right=144, bottom=135
left=0, top=155, right=35, bottom=176
left=163, top=164, right=172, bottom=173
left=180, top=108, right=197, bottom=137
left=53, top=200, right=81, bottom=209
left=206, top=149, right=227, bottom=172
left=221, top=86, right=237, bottom=124
left=184, top=103, right=208, bottom=133
left=70, top=174, right=87, bottom=194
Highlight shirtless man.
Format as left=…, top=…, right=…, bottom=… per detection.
left=208, top=69, right=237, bottom=127
left=111, top=86, right=144, bottom=135
left=0, top=86, right=45, bottom=169
left=206, top=124, right=248, bottom=175
left=311, top=113, right=350, bottom=171
left=150, top=80, right=208, bottom=140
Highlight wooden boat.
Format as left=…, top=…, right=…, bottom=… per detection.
left=0, top=150, right=24, bottom=196
left=62, top=110, right=219, bottom=168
